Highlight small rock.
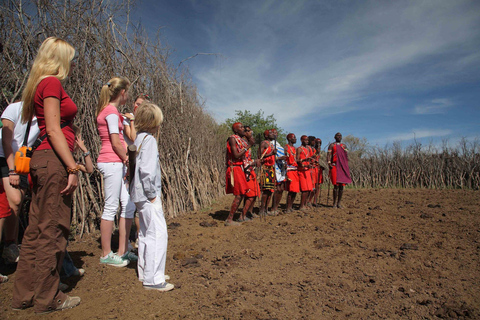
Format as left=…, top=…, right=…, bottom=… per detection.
left=168, top=222, right=181, bottom=229
left=400, top=243, right=418, bottom=250
left=199, top=221, right=217, bottom=227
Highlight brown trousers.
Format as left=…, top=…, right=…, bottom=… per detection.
left=12, top=149, right=71, bottom=313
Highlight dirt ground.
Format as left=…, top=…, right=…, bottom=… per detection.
left=1, top=188, right=479, bottom=319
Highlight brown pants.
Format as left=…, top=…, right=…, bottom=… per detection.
left=12, top=150, right=71, bottom=313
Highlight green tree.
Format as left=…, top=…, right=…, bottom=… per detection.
left=223, top=110, right=287, bottom=149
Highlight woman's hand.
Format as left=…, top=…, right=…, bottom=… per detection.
left=61, top=173, right=78, bottom=195
left=123, top=113, right=134, bottom=120
left=9, top=174, right=20, bottom=188
left=75, top=135, right=87, bottom=152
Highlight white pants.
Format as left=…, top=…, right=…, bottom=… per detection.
left=98, top=162, right=136, bottom=221
left=136, top=197, right=168, bottom=285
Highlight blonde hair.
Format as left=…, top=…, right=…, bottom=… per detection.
left=134, top=102, right=164, bottom=133
left=96, top=77, right=130, bottom=117
left=21, top=37, right=75, bottom=123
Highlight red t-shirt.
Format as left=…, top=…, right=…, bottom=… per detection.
left=35, top=77, right=77, bottom=151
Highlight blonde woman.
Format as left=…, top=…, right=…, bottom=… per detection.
left=130, top=102, right=173, bottom=292
left=96, top=77, right=136, bottom=267
left=12, top=37, right=81, bottom=313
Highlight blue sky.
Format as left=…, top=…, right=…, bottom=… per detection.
left=134, top=0, right=480, bottom=148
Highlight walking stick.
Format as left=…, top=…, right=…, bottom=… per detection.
left=327, top=179, right=330, bottom=207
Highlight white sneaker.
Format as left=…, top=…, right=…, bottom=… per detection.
left=143, top=282, right=174, bottom=292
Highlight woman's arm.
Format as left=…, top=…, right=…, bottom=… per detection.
left=44, top=97, right=78, bottom=195
left=75, top=135, right=94, bottom=173
left=109, top=133, right=127, bottom=163
left=123, top=113, right=137, bottom=141
left=1, top=119, right=20, bottom=186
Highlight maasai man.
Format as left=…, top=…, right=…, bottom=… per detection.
left=225, top=122, right=253, bottom=225
left=307, top=136, right=317, bottom=207
left=313, top=138, right=326, bottom=206
left=270, top=128, right=287, bottom=215
left=296, top=135, right=313, bottom=211
left=258, top=129, right=277, bottom=216
left=284, top=133, right=299, bottom=213
left=241, top=125, right=261, bottom=220
left=327, top=132, right=352, bottom=209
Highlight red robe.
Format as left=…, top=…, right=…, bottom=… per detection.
left=225, top=135, right=249, bottom=195
left=329, top=143, right=348, bottom=186
left=285, top=144, right=299, bottom=193
left=298, top=146, right=313, bottom=192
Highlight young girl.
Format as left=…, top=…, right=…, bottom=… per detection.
left=130, top=102, right=173, bottom=292
left=96, top=77, right=137, bottom=267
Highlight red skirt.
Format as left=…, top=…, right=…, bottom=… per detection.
left=226, top=166, right=249, bottom=195
left=317, top=168, right=323, bottom=184
left=286, top=170, right=299, bottom=193
left=298, top=170, right=313, bottom=192
left=245, top=171, right=259, bottom=197
left=329, top=165, right=345, bottom=186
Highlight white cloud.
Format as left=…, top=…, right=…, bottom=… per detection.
left=382, top=129, right=453, bottom=143
left=192, top=0, right=480, bottom=130
left=413, top=98, right=453, bottom=114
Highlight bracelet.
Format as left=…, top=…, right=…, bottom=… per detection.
left=67, top=165, right=81, bottom=174
left=83, top=151, right=91, bottom=157
left=9, top=169, right=15, bottom=173
left=129, top=117, right=135, bottom=121
left=9, top=172, right=18, bottom=176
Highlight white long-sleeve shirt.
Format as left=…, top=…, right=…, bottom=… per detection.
left=130, top=132, right=162, bottom=203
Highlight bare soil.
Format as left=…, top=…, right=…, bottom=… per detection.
left=1, top=188, right=479, bottom=319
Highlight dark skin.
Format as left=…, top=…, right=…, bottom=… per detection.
left=313, top=139, right=324, bottom=206
left=285, top=134, right=297, bottom=213
left=225, top=123, right=254, bottom=225
left=327, top=132, right=348, bottom=209
left=296, top=136, right=311, bottom=210
left=306, top=137, right=317, bottom=207
left=270, top=129, right=288, bottom=214
left=240, top=127, right=260, bottom=221
left=258, top=130, right=277, bottom=215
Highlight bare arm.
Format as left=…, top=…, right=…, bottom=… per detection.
left=44, top=97, right=78, bottom=194
left=75, top=135, right=94, bottom=173
left=109, top=133, right=127, bottom=163
left=123, top=113, right=137, bottom=141
left=327, top=144, right=333, bottom=167
left=1, top=119, right=20, bottom=186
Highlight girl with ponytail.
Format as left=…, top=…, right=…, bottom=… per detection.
left=96, top=77, right=137, bottom=267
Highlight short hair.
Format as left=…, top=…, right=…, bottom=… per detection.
left=232, top=122, right=242, bottom=132
left=301, top=135, right=308, bottom=140
left=134, top=102, right=164, bottom=133
left=287, top=133, right=295, bottom=140
left=308, top=136, right=316, bottom=142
